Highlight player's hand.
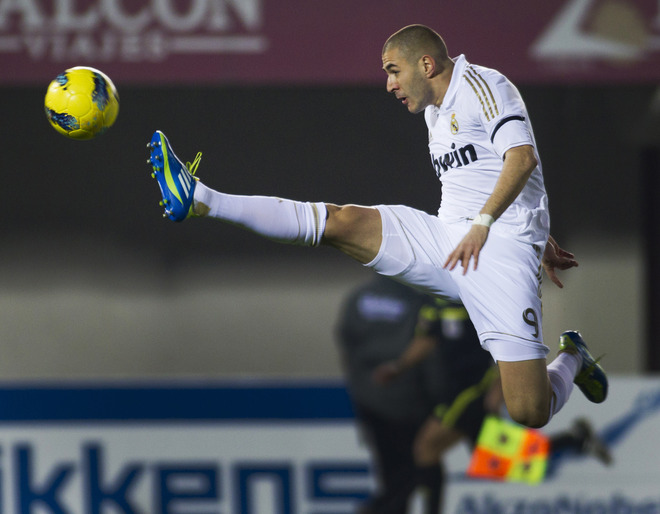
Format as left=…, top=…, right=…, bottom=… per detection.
left=444, top=225, right=489, bottom=274
left=372, top=362, right=401, bottom=385
left=542, top=237, right=578, bottom=288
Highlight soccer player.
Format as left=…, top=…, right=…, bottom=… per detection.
left=146, top=24, right=607, bottom=428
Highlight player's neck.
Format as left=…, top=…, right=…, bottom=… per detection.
left=433, top=59, right=455, bottom=107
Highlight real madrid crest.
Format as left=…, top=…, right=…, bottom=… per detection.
left=450, top=113, right=459, bottom=135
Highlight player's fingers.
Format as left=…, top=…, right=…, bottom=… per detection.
left=462, top=255, right=470, bottom=275
left=444, top=252, right=458, bottom=270
left=472, top=249, right=480, bottom=271
left=459, top=249, right=475, bottom=275
left=557, top=259, right=578, bottom=270
left=547, top=269, right=564, bottom=288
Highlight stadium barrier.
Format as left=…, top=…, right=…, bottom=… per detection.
left=0, top=376, right=657, bottom=513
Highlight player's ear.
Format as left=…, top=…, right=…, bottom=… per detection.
left=420, top=55, right=436, bottom=78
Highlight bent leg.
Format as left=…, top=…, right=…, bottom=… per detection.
left=498, top=359, right=553, bottom=428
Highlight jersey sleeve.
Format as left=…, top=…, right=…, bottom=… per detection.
left=468, top=67, right=535, bottom=158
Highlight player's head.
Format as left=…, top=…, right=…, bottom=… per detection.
left=383, top=25, right=449, bottom=66
left=382, top=25, right=452, bottom=114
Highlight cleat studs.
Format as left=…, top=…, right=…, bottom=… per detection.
left=151, top=173, right=155, bottom=178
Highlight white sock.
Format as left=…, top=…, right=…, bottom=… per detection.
left=193, top=182, right=327, bottom=247
left=546, top=352, right=581, bottom=421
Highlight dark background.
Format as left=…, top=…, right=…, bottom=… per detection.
left=4, top=85, right=655, bottom=246
left=1, top=83, right=658, bottom=370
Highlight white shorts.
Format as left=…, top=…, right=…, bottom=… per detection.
left=366, top=205, right=550, bottom=362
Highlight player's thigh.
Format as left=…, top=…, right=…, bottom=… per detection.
left=322, top=204, right=383, bottom=264
left=366, top=205, right=461, bottom=299
left=456, top=232, right=548, bottom=361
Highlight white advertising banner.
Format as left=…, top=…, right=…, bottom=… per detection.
left=443, top=375, right=660, bottom=513
left=0, top=376, right=657, bottom=513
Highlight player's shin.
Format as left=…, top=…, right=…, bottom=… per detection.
left=193, top=182, right=327, bottom=247
left=546, top=352, right=579, bottom=422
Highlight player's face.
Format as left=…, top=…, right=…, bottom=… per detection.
left=382, top=47, right=432, bottom=114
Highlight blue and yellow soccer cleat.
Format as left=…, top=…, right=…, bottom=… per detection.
left=559, top=330, right=608, bottom=404
left=147, top=130, right=202, bottom=222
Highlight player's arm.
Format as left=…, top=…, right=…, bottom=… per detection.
left=371, top=334, right=436, bottom=385
left=479, top=144, right=537, bottom=221
left=444, top=144, right=537, bottom=274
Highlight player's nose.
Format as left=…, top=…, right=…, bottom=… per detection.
left=386, top=76, right=398, bottom=93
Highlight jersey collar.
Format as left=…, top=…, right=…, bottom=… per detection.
left=434, top=54, right=467, bottom=113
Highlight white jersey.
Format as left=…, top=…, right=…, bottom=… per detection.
left=425, top=55, right=549, bottom=247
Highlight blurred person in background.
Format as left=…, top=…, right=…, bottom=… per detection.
left=337, top=276, right=611, bottom=512
left=336, top=275, right=495, bottom=513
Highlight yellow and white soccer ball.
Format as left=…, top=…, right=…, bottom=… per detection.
left=44, top=66, right=119, bottom=140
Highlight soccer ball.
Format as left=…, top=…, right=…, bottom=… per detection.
left=44, top=66, right=119, bottom=140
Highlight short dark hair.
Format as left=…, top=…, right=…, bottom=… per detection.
left=383, top=24, right=449, bottom=64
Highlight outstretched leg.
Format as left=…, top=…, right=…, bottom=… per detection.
left=148, top=130, right=383, bottom=263
left=194, top=181, right=383, bottom=264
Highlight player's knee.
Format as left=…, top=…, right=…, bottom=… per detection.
left=499, top=360, right=553, bottom=428
left=507, top=403, right=550, bottom=429
left=323, top=204, right=382, bottom=262
left=322, top=204, right=347, bottom=242
left=324, top=205, right=368, bottom=237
